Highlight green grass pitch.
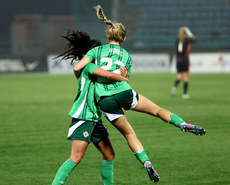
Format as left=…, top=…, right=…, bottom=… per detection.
left=0, top=73, right=230, bottom=185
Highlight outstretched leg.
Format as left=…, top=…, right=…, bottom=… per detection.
left=132, top=94, right=172, bottom=122
left=132, top=94, right=206, bottom=136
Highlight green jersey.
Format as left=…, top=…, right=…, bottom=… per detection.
left=85, top=44, right=132, bottom=99
left=69, top=63, right=101, bottom=122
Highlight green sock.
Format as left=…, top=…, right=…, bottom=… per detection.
left=51, top=159, right=77, bottom=185
left=133, top=149, right=149, bottom=165
left=168, top=114, right=185, bottom=127
left=101, top=160, right=114, bottom=185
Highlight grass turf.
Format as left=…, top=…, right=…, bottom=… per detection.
left=0, top=73, right=230, bottom=185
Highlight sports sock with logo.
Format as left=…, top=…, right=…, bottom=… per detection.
left=51, top=159, right=77, bottom=185
left=133, top=149, right=149, bottom=165
left=168, top=114, right=186, bottom=127
left=101, top=160, right=114, bottom=185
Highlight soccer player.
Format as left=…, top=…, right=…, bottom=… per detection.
left=171, top=26, right=196, bottom=99
left=74, top=5, right=206, bottom=182
left=73, top=5, right=160, bottom=183
left=51, top=30, right=128, bottom=185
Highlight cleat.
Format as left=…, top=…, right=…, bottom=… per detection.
left=180, top=121, right=206, bottom=136
left=145, top=162, right=160, bottom=183
left=182, top=94, right=190, bottom=99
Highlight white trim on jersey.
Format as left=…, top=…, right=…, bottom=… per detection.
left=72, top=91, right=88, bottom=118
left=67, top=120, right=85, bottom=137
left=80, top=77, right=86, bottom=92
left=178, top=42, right=183, bottom=52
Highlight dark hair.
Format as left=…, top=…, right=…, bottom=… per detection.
left=56, top=29, right=102, bottom=64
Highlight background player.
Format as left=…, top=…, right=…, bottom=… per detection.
left=171, top=26, right=196, bottom=99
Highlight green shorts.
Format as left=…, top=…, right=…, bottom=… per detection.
left=67, top=118, right=109, bottom=143
left=98, top=89, right=139, bottom=121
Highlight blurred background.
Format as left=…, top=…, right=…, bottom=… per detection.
left=0, top=0, right=230, bottom=73
left=1, top=2, right=230, bottom=184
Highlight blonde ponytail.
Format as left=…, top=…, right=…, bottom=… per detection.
left=95, top=5, right=113, bottom=27
left=94, top=5, right=126, bottom=43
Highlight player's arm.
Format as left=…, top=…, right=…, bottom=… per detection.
left=73, top=56, right=91, bottom=78
left=74, top=56, right=91, bottom=73
left=120, top=66, right=128, bottom=78
left=74, top=47, right=97, bottom=73
left=93, top=68, right=128, bottom=82
left=85, top=63, right=128, bottom=82
left=184, top=27, right=196, bottom=41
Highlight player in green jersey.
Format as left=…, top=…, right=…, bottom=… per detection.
left=74, top=5, right=206, bottom=183
left=51, top=30, right=128, bottom=185
left=74, top=5, right=160, bottom=182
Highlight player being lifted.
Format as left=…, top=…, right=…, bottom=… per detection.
left=74, top=5, right=207, bottom=182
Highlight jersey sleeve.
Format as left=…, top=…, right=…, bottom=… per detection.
left=84, top=63, right=99, bottom=75
left=126, top=55, right=132, bottom=77
left=85, top=48, right=96, bottom=61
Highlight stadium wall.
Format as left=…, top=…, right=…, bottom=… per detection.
left=47, top=54, right=170, bottom=74
left=0, top=56, right=47, bottom=73
left=47, top=52, right=230, bottom=74
left=0, top=52, right=229, bottom=74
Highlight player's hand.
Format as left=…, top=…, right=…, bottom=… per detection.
left=119, top=66, right=128, bottom=77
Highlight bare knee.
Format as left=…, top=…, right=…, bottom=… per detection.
left=177, top=73, right=183, bottom=80
left=183, top=72, right=189, bottom=81
left=154, top=107, right=164, bottom=117
left=184, top=76, right=189, bottom=82
left=69, top=154, right=84, bottom=165
left=148, top=105, right=161, bottom=117
left=103, top=152, right=115, bottom=161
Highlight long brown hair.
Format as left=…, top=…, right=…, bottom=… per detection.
left=56, top=29, right=102, bottom=64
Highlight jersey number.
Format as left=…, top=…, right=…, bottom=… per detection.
left=100, top=57, right=124, bottom=74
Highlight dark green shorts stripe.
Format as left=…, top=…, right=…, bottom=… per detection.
left=98, top=89, right=139, bottom=115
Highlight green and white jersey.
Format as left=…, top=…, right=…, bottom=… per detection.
left=85, top=44, right=132, bottom=99
left=69, top=63, right=101, bottom=122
